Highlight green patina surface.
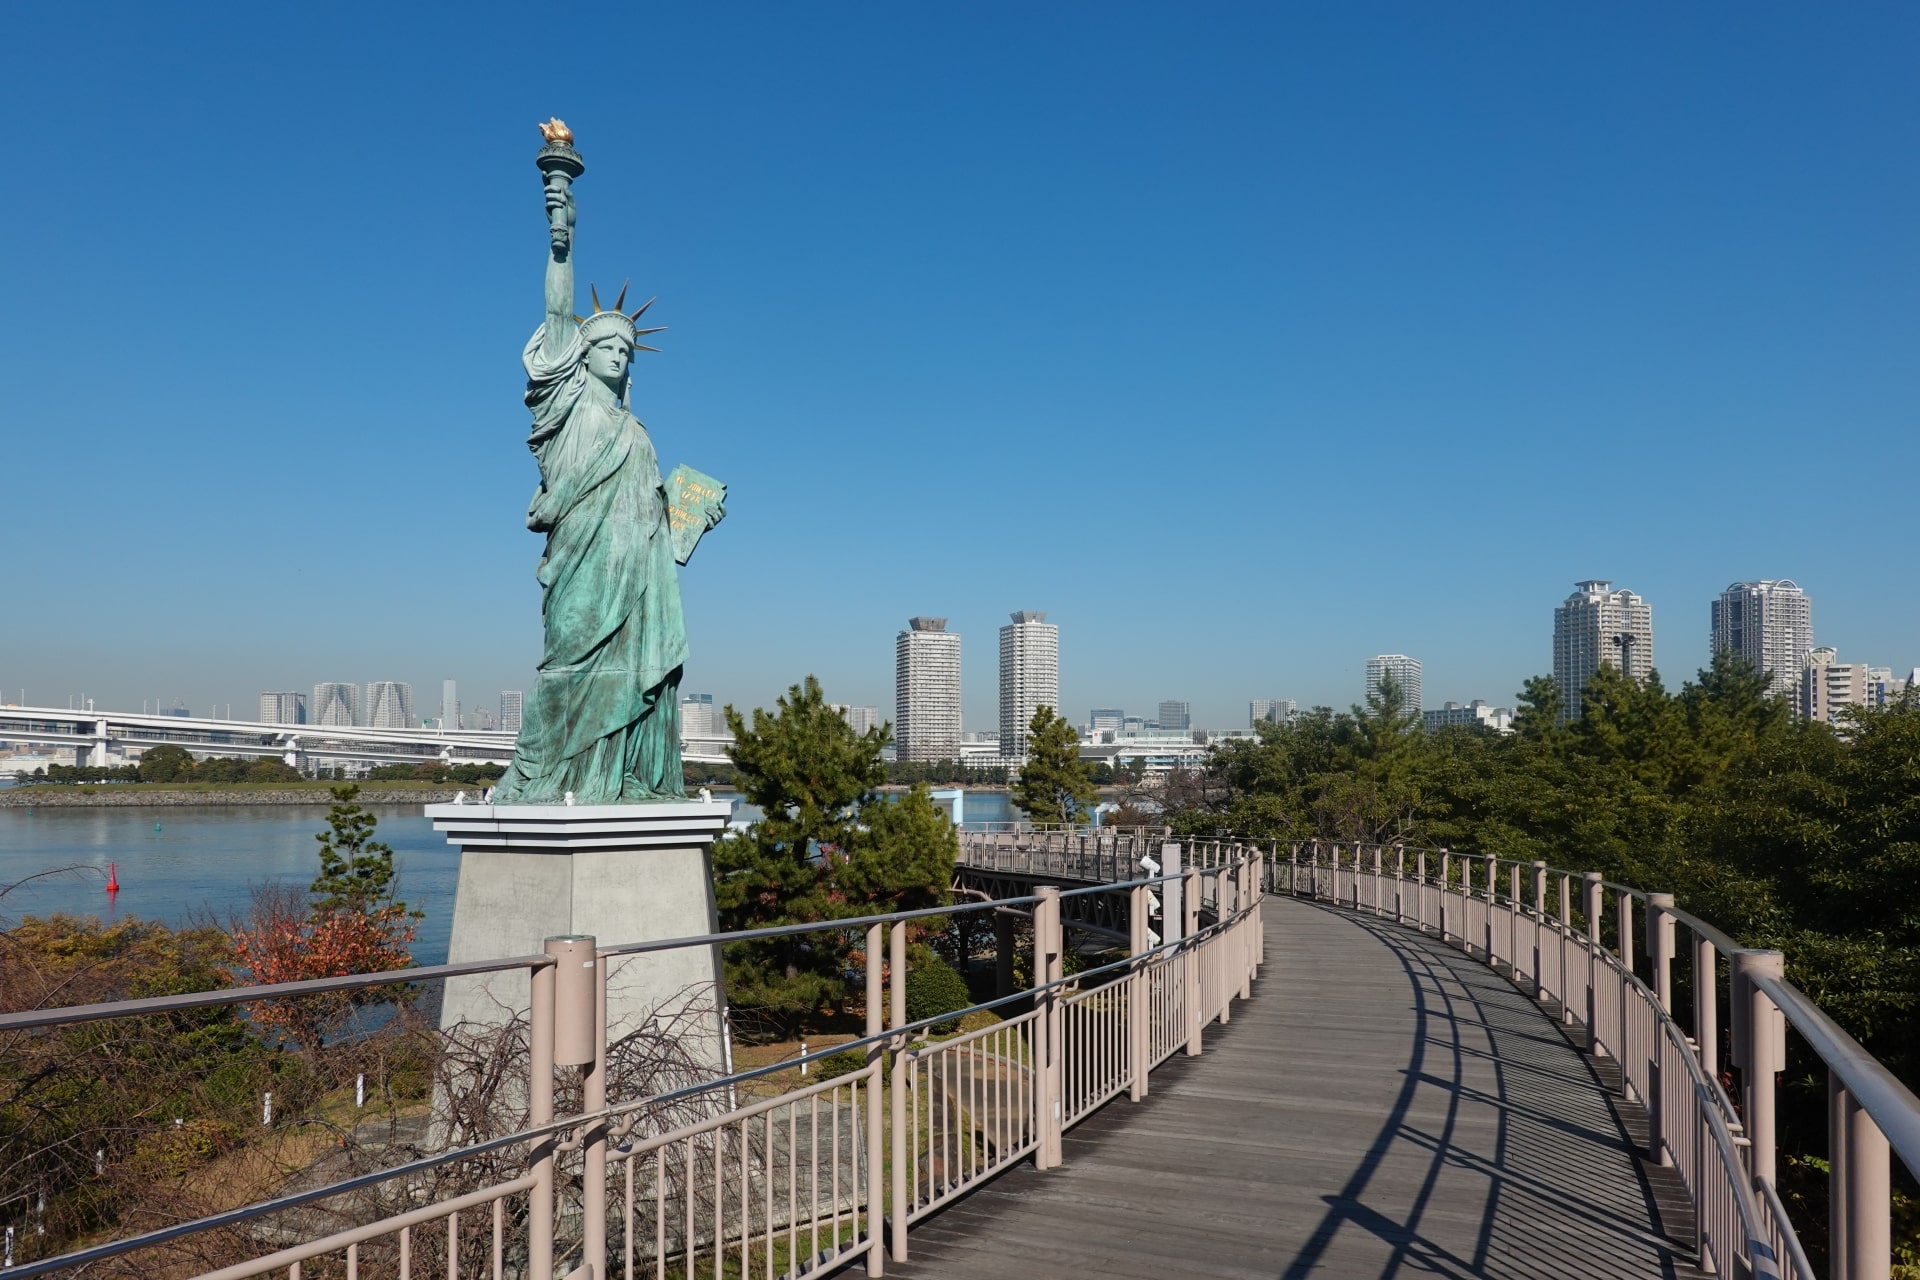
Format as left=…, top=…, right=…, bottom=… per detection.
left=494, top=130, right=725, bottom=805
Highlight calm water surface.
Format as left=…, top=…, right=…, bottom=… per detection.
left=0, top=789, right=1018, bottom=965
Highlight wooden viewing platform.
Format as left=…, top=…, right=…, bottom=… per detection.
left=890, top=895, right=1708, bottom=1279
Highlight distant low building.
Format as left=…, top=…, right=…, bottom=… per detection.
left=1088, top=707, right=1125, bottom=733
left=1250, top=699, right=1296, bottom=728
left=1799, top=651, right=1904, bottom=726
left=1422, top=700, right=1513, bottom=734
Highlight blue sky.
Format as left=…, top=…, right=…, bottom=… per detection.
left=2, top=4, right=1915, bottom=730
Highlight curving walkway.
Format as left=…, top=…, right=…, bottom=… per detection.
left=889, top=895, right=1708, bottom=1279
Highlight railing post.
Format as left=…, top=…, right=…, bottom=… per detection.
left=1238, top=859, right=1254, bottom=1001
left=572, top=938, right=608, bottom=1280
left=1482, top=854, right=1497, bottom=961
left=1832, top=1071, right=1892, bottom=1280
left=1531, top=861, right=1548, bottom=1000
left=1439, top=850, right=1451, bottom=943
left=864, top=923, right=884, bottom=1277
left=889, top=921, right=909, bottom=1259
left=1416, top=849, right=1427, bottom=931
left=1393, top=844, right=1405, bottom=923
left=1694, top=932, right=1718, bottom=1083
left=1129, top=882, right=1151, bottom=1102
left=1559, top=872, right=1575, bottom=1026
left=1215, top=868, right=1233, bottom=1025
left=1647, top=893, right=1675, bottom=1014
left=1733, top=949, right=1786, bottom=1188
left=527, top=948, right=558, bottom=1280
left=1288, top=842, right=1299, bottom=896
left=1035, top=886, right=1066, bottom=1169
left=1507, top=862, right=1521, bottom=978
left=1162, top=842, right=1183, bottom=949
left=1371, top=846, right=1383, bottom=915
left=1183, top=867, right=1203, bottom=1057
left=1616, top=888, right=1634, bottom=1080
left=1583, top=873, right=1604, bottom=1055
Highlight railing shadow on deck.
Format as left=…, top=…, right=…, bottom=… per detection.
left=1276, top=898, right=1704, bottom=1280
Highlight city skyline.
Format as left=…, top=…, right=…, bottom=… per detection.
left=4, top=9, right=1917, bottom=731
left=12, top=563, right=1912, bottom=736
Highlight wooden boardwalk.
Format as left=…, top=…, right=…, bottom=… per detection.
left=888, top=896, right=1708, bottom=1279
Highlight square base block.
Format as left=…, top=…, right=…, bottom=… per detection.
left=427, top=799, right=734, bottom=1071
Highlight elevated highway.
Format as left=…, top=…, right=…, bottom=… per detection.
left=0, top=703, right=734, bottom=771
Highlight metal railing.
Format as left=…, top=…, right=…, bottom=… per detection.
left=0, top=846, right=1266, bottom=1280
left=1268, top=837, right=1920, bottom=1280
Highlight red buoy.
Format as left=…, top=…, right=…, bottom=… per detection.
left=105, top=862, right=119, bottom=893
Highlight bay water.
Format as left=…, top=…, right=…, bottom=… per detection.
left=0, top=789, right=1018, bottom=965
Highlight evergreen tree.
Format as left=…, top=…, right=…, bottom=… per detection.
left=714, top=676, right=956, bottom=1034
left=310, top=785, right=412, bottom=916
left=1012, top=705, right=1097, bottom=825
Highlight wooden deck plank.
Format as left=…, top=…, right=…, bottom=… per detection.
left=882, top=895, right=1709, bottom=1279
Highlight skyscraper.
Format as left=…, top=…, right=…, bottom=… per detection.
left=312, top=682, right=359, bottom=727
left=1711, top=580, right=1813, bottom=698
left=680, top=692, right=720, bottom=737
left=832, top=704, right=882, bottom=735
left=1554, top=580, right=1654, bottom=721
left=1000, top=611, right=1061, bottom=760
left=1156, top=700, right=1191, bottom=731
left=258, top=691, right=306, bottom=724
left=1250, top=699, right=1296, bottom=728
left=1363, top=656, right=1423, bottom=718
left=896, top=617, right=962, bottom=763
left=364, top=681, right=415, bottom=729
left=440, top=679, right=461, bottom=731
left=500, top=691, right=523, bottom=735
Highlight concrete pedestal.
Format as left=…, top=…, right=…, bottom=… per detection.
left=427, top=799, right=734, bottom=1072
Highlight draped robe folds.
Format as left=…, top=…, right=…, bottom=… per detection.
left=494, top=323, right=688, bottom=804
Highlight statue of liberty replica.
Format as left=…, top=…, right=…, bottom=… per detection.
left=429, top=121, right=734, bottom=1072
left=493, top=119, right=726, bottom=804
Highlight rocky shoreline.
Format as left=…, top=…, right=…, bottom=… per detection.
left=0, top=786, right=466, bottom=808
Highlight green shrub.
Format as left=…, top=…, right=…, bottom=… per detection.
left=905, top=955, right=971, bottom=1034
left=814, top=1048, right=868, bottom=1081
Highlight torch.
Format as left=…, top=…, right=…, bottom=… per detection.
left=535, top=118, right=585, bottom=255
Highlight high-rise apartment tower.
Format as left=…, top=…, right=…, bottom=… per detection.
left=364, top=681, right=415, bottom=729
left=1553, top=580, right=1654, bottom=721
left=1363, top=656, right=1423, bottom=718
left=258, top=691, right=306, bottom=725
left=311, top=682, right=359, bottom=727
left=440, top=679, right=461, bottom=731
left=896, top=618, right=961, bottom=763
left=1711, top=580, right=1813, bottom=699
left=500, top=691, right=523, bottom=735
left=999, top=612, right=1061, bottom=761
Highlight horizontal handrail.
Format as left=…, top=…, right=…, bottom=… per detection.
left=0, top=950, right=554, bottom=1032
left=1756, top=973, right=1920, bottom=1180
left=6, top=842, right=1267, bottom=1280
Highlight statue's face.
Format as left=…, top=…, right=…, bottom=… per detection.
left=586, top=336, right=631, bottom=387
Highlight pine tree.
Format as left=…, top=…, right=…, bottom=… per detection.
left=1012, top=705, right=1097, bottom=826
left=714, top=676, right=956, bottom=1034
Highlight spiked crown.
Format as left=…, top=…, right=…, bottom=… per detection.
left=576, top=280, right=666, bottom=351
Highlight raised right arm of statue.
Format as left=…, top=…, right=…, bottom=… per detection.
left=541, top=174, right=576, bottom=362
